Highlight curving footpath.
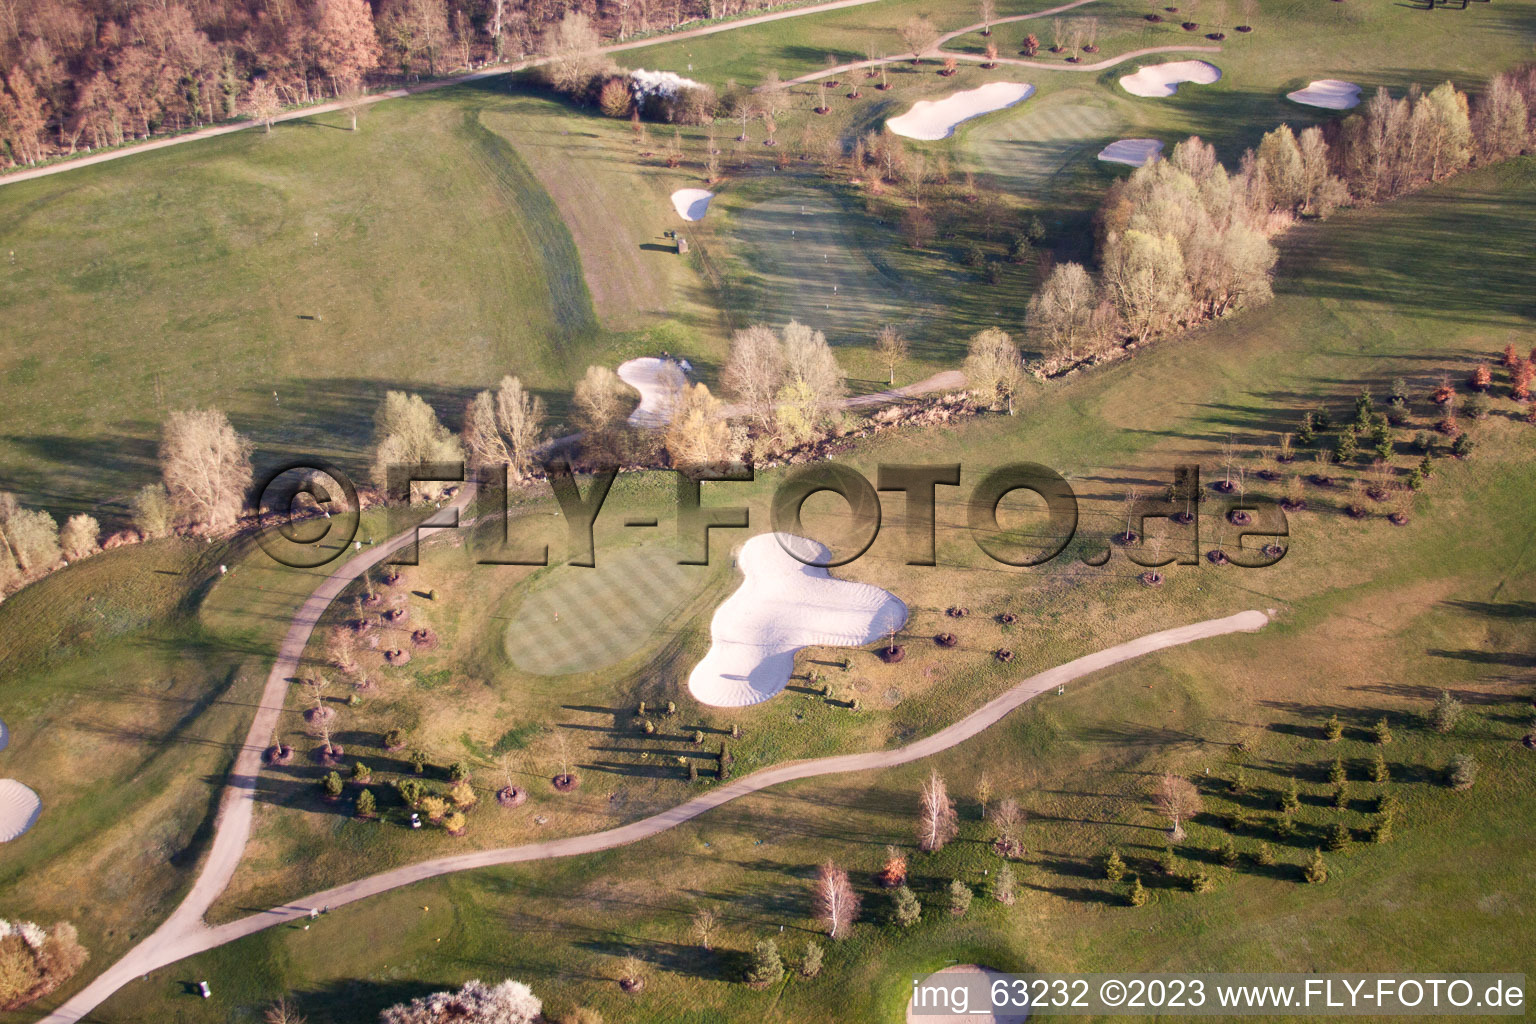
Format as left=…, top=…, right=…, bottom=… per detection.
left=0, top=0, right=890, bottom=188
left=778, top=0, right=1221, bottom=88
left=43, top=569, right=1265, bottom=1021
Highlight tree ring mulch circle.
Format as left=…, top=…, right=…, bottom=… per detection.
left=384, top=648, right=411, bottom=665
left=264, top=744, right=294, bottom=765
left=1309, top=475, right=1335, bottom=488
left=875, top=82, right=891, bottom=90
left=1141, top=571, right=1165, bottom=587
left=946, top=606, right=969, bottom=618
left=1228, top=510, right=1253, bottom=526
left=382, top=570, right=402, bottom=586
left=994, top=649, right=1014, bottom=663
left=620, top=978, right=645, bottom=994
left=1172, top=511, right=1195, bottom=525
left=1347, top=505, right=1369, bottom=519
left=1388, top=512, right=1409, bottom=526
left=552, top=774, right=581, bottom=793
left=497, top=786, right=527, bottom=808
left=1367, top=486, right=1389, bottom=502
left=1280, top=499, right=1307, bottom=512
left=303, top=705, right=336, bottom=726
left=935, top=633, right=959, bottom=647
left=1145, top=13, right=1163, bottom=20
left=1206, top=549, right=1230, bottom=565
left=814, top=106, right=830, bottom=114
left=1257, top=470, right=1280, bottom=481
left=1182, top=21, right=1199, bottom=30
left=1207, top=31, right=1225, bottom=39
left=411, top=627, right=438, bottom=649
left=1262, top=543, right=1285, bottom=559
left=825, top=80, right=840, bottom=87
left=362, top=593, right=384, bottom=608
left=997, top=612, right=1017, bottom=625
left=1522, top=733, right=1536, bottom=750
left=1211, top=480, right=1236, bottom=493
left=1235, top=24, right=1252, bottom=31
left=385, top=606, right=410, bottom=624
left=312, top=745, right=346, bottom=766
left=878, top=645, right=906, bottom=664
left=1112, top=530, right=1139, bottom=546
left=352, top=617, right=375, bottom=633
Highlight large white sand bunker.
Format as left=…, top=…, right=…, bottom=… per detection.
left=671, top=188, right=714, bottom=221
left=1287, top=79, right=1362, bottom=110
left=0, top=780, right=41, bottom=842
left=886, top=82, right=1035, bottom=141
left=907, top=965, right=1032, bottom=1023
left=1119, top=60, right=1222, bottom=98
left=617, top=357, right=686, bottom=427
left=689, top=533, right=907, bottom=707
left=1098, top=138, right=1165, bottom=166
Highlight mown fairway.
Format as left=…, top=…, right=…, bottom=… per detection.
left=0, top=90, right=601, bottom=518
left=63, top=153, right=1536, bottom=1023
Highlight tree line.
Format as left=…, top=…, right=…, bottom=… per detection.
left=0, top=0, right=785, bottom=165
left=1025, top=71, right=1535, bottom=373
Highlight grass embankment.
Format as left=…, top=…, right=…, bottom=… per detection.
left=75, top=156, right=1536, bottom=1024
left=0, top=87, right=666, bottom=520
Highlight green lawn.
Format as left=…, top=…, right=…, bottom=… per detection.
left=73, top=156, right=1536, bottom=1024
left=0, top=86, right=709, bottom=521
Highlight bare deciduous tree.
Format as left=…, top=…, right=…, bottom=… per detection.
left=161, top=408, right=253, bottom=531
left=1153, top=773, right=1202, bottom=840
left=264, top=998, right=308, bottom=1024
left=781, top=320, right=845, bottom=425
left=244, top=76, right=282, bottom=131
left=691, top=905, right=719, bottom=950
left=370, top=392, right=462, bottom=497
left=918, top=769, right=959, bottom=852
left=665, top=383, right=737, bottom=470
left=573, top=365, right=628, bottom=459
left=463, top=390, right=510, bottom=468
left=874, top=325, right=909, bottom=386
left=541, top=12, right=610, bottom=95
left=814, top=860, right=861, bottom=939
left=380, top=979, right=540, bottom=1024
left=495, top=375, right=547, bottom=480
left=899, top=15, right=939, bottom=62
left=963, top=327, right=1025, bottom=414
left=723, top=324, right=785, bottom=426
left=1026, top=262, right=1111, bottom=365
left=59, top=514, right=100, bottom=561
left=993, top=796, right=1023, bottom=855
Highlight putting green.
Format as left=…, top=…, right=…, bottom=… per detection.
left=503, top=544, right=710, bottom=677
left=726, top=188, right=920, bottom=346
left=963, top=91, right=1127, bottom=198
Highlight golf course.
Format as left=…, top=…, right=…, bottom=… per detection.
left=1, top=0, right=1534, bottom=1020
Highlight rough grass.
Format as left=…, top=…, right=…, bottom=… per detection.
left=0, top=89, right=602, bottom=520
left=45, top=157, right=1533, bottom=1022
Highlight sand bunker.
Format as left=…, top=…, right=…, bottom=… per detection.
left=617, top=357, right=686, bottom=427
left=1098, top=138, right=1165, bottom=166
left=1287, top=79, right=1362, bottom=110
left=0, top=780, right=41, bottom=842
left=906, top=965, right=1032, bottom=1023
left=671, top=188, right=714, bottom=221
left=688, top=533, right=907, bottom=707
left=1119, top=60, right=1222, bottom=98
left=886, top=82, right=1035, bottom=141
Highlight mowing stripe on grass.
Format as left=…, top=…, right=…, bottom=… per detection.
left=506, top=547, right=704, bottom=676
